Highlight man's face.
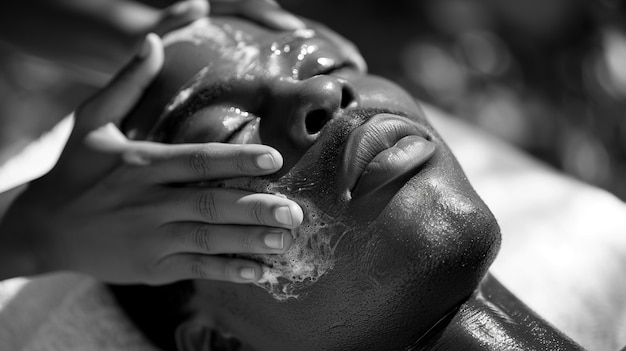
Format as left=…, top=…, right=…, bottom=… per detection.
left=127, top=17, right=500, bottom=351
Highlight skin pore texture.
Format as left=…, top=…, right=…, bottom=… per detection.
left=110, top=17, right=583, bottom=351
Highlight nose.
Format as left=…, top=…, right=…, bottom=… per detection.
left=300, top=76, right=357, bottom=136
left=259, top=75, right=358, bottom=169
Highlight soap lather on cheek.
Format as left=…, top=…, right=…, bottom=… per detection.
left=212, top=177, right=348, bottom=301
left=255, top=197, right=347, bottom=301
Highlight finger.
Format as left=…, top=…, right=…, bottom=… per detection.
left=154, top=0, right=209, bottom=36
left=120, top=142, right=284, bottom=182
left=76, top=33, right=164, bottom=134
left=156, top=188, right=303, bottom=229
left=65, top=35, right=163, bottom=185
left=83, top=122, right=131, bottom=153
left=211, top=0, right=305, bottom=31
left=153, top=254, right=263, bottom=283
left=158, top=222, right=293, bottom=255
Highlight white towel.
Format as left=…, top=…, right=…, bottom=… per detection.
left=0, top=273, right=158, bottom=351
left=0, top=107, right=624, bottom=351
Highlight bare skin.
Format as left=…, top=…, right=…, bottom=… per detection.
left=0, top=1, right=309, bottom=285
left=0, top=0, right=304, bottom=75
left=109, top=17, right=583, bottom=350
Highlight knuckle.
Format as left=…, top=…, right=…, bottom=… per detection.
left=142, top=260, right=162, bottom=285
left=190, top=258, right=209, bottom=280
left=223, top=262, right=234, bottom=281
left=196, top=191, right=219, bottom=222
left=247, top=200, right=266, bottom=225
left=240, top=233, right=257, bottom=253
left=191, top=226, right=215, bottom=253
left=188, top=149, right=214, bottom=178
left=232, top=149, right=255, bottom=174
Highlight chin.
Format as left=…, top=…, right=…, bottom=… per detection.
left=383, top=158, right=500, bottom=287
left=345, top=179, right=500, bottom=345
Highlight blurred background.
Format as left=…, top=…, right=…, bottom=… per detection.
left=1, top=0, right=625, bottom=200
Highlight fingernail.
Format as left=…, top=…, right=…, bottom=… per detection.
left=138, top=34, right=153, bottom=59
left=239, top=267, right=257, bottom=281
left=277, top=14, right=306, bottom=30
left=256, top=153, right=277, bottom=170
left=264, top=231, right=284, bottom=250
left=84, top=122, right=128, bottom=152
left=274, top=206, right=293, bottom=226
left=122, top=152, right=151, bottom=166
left=171, top=0, right=192, bottom=15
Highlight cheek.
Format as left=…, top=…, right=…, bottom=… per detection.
left=366, top=174, right=500, bottom=298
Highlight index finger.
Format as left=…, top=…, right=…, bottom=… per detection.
left=121, top=141, right=284, bottom=183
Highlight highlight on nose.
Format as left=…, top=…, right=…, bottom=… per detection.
left=301, top=76, right=357, bottom=136
left=258, top=74, right=359, bottom=173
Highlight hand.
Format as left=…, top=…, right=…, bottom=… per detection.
left=0, top=34, right=303, bottom=285
left=210, top=0, right=305, bottom=30
left=0, top=0, right=209, bottom=77
left=150, top=0, right=210, bottom=37
left=0, top=0, right=302, bottom=78
left=113, top=0, right=306, bottom=69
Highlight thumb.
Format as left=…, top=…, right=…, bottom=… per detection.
left=154, top=0, right=210, bottom=37
left=74, top=33, right=164, bottom=135
left=51, top=34, right=163, bottom=189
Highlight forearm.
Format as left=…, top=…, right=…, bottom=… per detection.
left=0, top=0, right=162, bottom=75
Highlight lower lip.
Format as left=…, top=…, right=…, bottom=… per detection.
left=352, top=135, right=435, bottom=199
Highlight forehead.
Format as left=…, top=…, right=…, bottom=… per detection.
left=163, top=18, right=300, bottom=74
left=161, top=17, right=366, bottom=78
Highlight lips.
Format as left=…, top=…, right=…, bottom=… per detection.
left=339, top=113, right=436, bottom=200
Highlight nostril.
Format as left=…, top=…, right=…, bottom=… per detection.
left=305, top=109, right=331, bottom=135
left=340, top=85, right=357, bottom=108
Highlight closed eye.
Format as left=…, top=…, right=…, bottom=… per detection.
left=315, top=61, right=357, bottom=76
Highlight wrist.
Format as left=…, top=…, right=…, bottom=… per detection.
left=0, top=184, right=28, bottom=222
left=0, top=219, right=39, bottom=280
left=0, top=190, right=44, bottom=280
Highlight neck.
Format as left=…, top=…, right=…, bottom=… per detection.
left=413, top=274, right=584, bottom=351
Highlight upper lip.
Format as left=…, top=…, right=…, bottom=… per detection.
left=338, top=113, right=430, bottom=197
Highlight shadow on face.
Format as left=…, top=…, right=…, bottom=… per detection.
left=113, top=16, right=501, bottom=351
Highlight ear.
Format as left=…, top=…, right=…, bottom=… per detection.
left=175, top=321, right=212, bottom=351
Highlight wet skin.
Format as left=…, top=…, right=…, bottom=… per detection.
left=114, top=17, right=581, bottom=350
